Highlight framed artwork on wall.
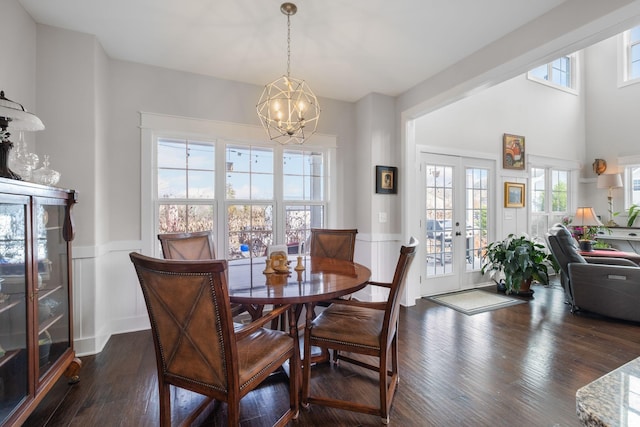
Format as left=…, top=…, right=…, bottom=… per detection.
left=503, top=133, right=525, bottom=170
left=505, top=182, right=525, bottom=208
left=375, top=165, right=397, bottom=194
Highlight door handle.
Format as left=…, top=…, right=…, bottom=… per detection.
left=455, top=231, right=461, bottom=236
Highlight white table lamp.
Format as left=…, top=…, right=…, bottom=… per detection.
left=597, top=173, right=623, bottom=226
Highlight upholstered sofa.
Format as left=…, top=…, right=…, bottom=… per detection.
left=546, top=223, right=640, bottom=323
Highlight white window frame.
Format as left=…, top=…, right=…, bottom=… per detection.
left=527, top=53, right=579, bottom=95
left=528, top=156, right=579, bottom=239
left=618, top=26, right=640, bottom=87
left=619, top=155, right=640, bottom=208
left=140, top=112, right=337, bottom=258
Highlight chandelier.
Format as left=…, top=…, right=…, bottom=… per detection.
left=257, top=2, right=320, bottom=145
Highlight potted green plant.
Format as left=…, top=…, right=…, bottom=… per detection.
left=481, top=233, right=559, bottom=296
left=627, top=204, right=640, bottom=227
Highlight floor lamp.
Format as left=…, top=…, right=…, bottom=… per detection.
left=597, top=173, right=623, bottom=227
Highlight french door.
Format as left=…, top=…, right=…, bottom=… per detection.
left=421, top=153, right=492, bottom=296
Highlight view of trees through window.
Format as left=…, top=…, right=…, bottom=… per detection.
left=530, top=167, right=569, bottom=238
left=155, top=138, right=325, bottom=261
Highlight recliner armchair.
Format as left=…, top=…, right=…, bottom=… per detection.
left=546, top=223, right=640, bottom=322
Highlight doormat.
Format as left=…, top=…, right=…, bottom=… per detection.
left=426, top=288, right=525, bottom=315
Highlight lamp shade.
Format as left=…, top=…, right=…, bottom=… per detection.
left=0, top=91, right=44, bottom=131
left=597, top=173, right=623, bottom=189
left=572, top=207, right=603, bottom=227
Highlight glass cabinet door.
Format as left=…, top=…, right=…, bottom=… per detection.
left=0, top=197, right=29, bottom=425
left=35, top=199, right=70, bottom=379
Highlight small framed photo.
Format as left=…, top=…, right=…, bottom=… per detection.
left=503, top=133, right=525, bottom=170
left=505, top=182, right=525, bottom=208
left=376, top=165, right=397, bottom=194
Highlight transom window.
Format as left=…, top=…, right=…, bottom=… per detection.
left=622, top=26, right=640, bottom=83
left=528, top=54, right=578, bottom=93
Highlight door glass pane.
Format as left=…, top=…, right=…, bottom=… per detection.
left=36, top=204, right=70, bottom=378
left=0, top=202, right=28, bottom=423
left=425, top=165, right=453, bottom=277
left=466, top=168, right=488, bottom=271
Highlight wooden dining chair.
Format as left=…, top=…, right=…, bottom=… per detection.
left=129, top=253, right=299, bottom=427
left=309, top=228, right=358, bottom=308
left=157, top=230, right=217, bottom=261
left=309, top=228, right=358, bottom=261
left=157, top=230, right=246, bottom=318
left=302, top=237, right=418, bottom=424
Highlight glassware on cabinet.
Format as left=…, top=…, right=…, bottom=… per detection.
left=9, top=133, right=39, bottom=182
left=32, top=155, right=61, bottom=186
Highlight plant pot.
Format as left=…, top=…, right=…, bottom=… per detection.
left=579, top=240, right=594, bottom=252
left=500, top=278, right=534, bottom=297
left=513, top=278, right=534, bottom=298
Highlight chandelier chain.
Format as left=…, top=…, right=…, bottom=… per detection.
left=256, top=2, right=320, bottom=145
left=286, top=13, right=291, bottom=77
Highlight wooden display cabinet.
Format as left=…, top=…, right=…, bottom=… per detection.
left=0, top=178, right=79, bottom=426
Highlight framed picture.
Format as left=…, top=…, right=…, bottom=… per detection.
left=504, top=182, right=525, bottom=208
left=503, top=133, right=525, bottom=170
left=376, top=165, right=397, bottom=194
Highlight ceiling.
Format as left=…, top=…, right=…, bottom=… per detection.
left=19, top=0, right=574, bottom=102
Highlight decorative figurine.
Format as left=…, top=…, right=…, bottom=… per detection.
left=263, top=258, right=275, bottom=274
left=270, top=250, right=291, bottom=273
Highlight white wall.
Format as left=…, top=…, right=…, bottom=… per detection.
left=584, top=34, right=640, bottom=222
left=0, top=0, right=38, bottom=153
left=414, top=71, right=585, bottom=239
left=353, top=93, right=402, bottom=297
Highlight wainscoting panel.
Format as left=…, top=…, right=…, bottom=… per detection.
left=72, top=241, right=149, bottom=356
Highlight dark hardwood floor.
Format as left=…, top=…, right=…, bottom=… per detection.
left=24, top=281, right=640, bottom=426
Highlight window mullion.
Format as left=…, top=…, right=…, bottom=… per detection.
left=273, top=145, right=285, bottom=245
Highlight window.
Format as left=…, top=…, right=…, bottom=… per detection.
left=147, top=125, right=330, bottom=262
left=624, top=164, right=640, bottom=206
left=528, top=54, right=577, bottom=93
left=225, top=145, right=275, bottom=259
left=283, top=149, right=324, bottom=248
left=141, top=113, right=336, bottom=259
left=157, top=138, right=216, bottom=234
left=622, top=26, right=640, bottom=83
left=530, top=167, right=570, bottom=239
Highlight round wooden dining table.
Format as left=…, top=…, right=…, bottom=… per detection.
left=227, top=255, right=372, bottom=393
left=227, top=256, right=371, bottom=306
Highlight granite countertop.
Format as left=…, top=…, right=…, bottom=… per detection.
left=576, top=357, right=640, bottom=426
